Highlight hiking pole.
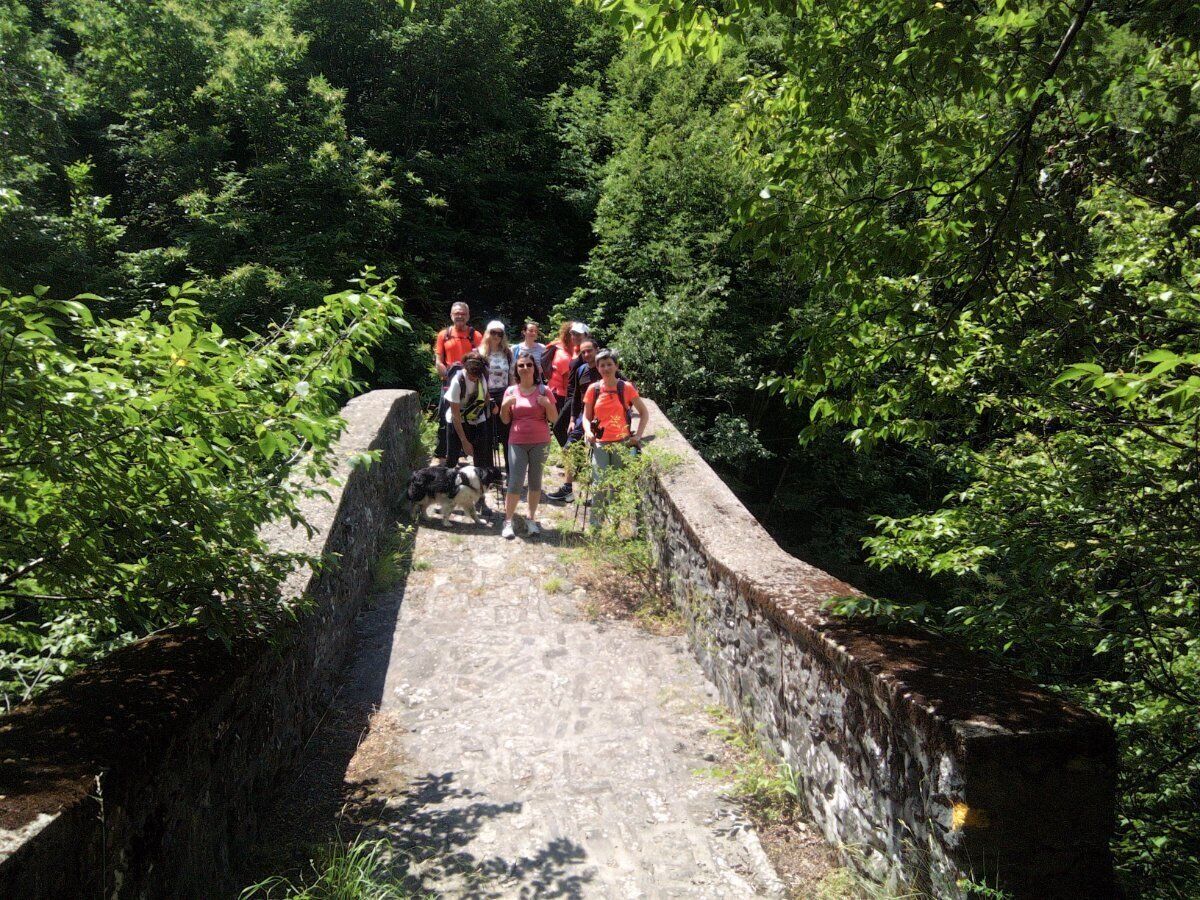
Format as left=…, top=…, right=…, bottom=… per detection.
left=574, top=444, right=594, bottom=532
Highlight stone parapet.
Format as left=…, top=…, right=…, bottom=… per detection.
left=0, top=390, right=421, bottom=899
left=639, top=400, right=1116, bottom=898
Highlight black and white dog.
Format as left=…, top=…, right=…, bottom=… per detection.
left=406, top=464, right=503, bottom=526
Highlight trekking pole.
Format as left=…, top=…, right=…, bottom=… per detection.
left=574, top=445, right=594, bottom=531
left=491, top=413, right=504, bottom=506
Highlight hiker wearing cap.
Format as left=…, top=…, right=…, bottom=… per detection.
left=444, top=352, right=494, bottom=473
left=513, top=320, right=547, bottom=375
left=481, top=321, right=516, bottom=470
left=545, top=337, right=599, bottom=504
left=433, top=302, right=482, bottom=460
left=500, top=353, right=559, bottom=540
left=582, top=348, right=649, bottom=525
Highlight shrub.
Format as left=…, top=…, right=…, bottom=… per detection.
left=0, top=272, right=406, bottom=704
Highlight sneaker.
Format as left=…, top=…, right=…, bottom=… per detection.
left=526, top=520, right=541, bottom=537
left=502, top=520, right=516, bottom=540
left=546, top=485, right=574, bottom=503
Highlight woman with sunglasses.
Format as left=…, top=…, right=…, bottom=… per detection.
left=499, top=356, right=559, bottom=539
left=481, top=320, right=516, bottom=469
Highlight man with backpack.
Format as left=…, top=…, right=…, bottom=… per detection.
left=434, top=302, right=482, bottom=460
left=545, top=338, right=600, bottom=503
left=443, top=352, right=494, bottom=469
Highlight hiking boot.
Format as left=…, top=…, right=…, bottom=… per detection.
left=526, top=520, right=542, bottom=538
left=502, top=520, right=516, bottom=540
left=545, top=485, right=574, bottom=503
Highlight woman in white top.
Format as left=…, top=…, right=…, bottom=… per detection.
left=512, top=320, right=547, bottom=376
left=481, top=320, right=516, bottom=469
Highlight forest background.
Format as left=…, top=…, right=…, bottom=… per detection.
left=1, top=0, right=1197, bottom=893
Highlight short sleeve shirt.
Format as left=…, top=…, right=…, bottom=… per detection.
left=485, top=349, right=514, bottom=392
left=513, top=342, right=547, bottom=375
left=585, top=380, right=640, bottom=442
left=444, top=373, right=488, bottom=425
left=435, top=326, right=481, bottom=368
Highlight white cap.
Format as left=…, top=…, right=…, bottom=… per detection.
left=485, top=320, right=505, bottom=333
left=570, top=322, right=590, bottom=335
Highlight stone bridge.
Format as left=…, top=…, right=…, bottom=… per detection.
left=0, top=390, right=1116, bottom=898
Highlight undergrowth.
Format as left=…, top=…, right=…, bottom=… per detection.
left=240, top=838, right=425, bottom=900
left=371, top=524, right=416, bottom=592
left=703, top=706, right=801, bottom=825
left=561, top=445, right=682, bottom=633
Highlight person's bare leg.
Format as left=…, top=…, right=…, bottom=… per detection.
left=504, top=491, right=520, bottom=522
left=527, top=490, right=541, bottom=522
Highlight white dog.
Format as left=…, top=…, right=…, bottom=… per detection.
left=406, top=464, right=503, bottom=526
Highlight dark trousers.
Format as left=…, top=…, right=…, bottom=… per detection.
left=488, top=389, right=510, bottom=470
left=445, top=418, right=493, bottom=468
left=552, top=396, right=572, bottom=447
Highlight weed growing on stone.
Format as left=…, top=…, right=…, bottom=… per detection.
left=704, top=706, right=800, bottom=824
left=810, top=844, right=1010, bottom=900
left=580, top=597, right=604, bottom=622
left=417, top=414, right=439, bottom=461
left=411, top=558, right=431, bottom=572
left=240, top=837, right=426, bottom=899
left=372, top=524, right=416, bottom=591
left=811, top=865, right=922, bottom=900
left=543, top=575, right=565, bottom=594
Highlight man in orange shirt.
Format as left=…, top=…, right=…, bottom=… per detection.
left=434, top=301, right=482, bottom=381
left=434, top=302, right=482, bottom=459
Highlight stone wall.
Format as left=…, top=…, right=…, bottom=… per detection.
left=638, top=401, right=1117, bottom=898
left=0, top=390, right=421, bottom=899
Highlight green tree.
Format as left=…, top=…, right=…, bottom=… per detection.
left=591, top=0, right=1200, bottom=890
left=0, top=273, right=405, bottom=705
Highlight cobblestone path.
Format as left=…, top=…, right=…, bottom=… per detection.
left=259, top=485, right=787, bottom=898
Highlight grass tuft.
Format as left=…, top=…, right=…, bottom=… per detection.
left=372, top=524, right=416, bottom=591
left=704, top=706, right=800, bottom=824
left=240, top=838, right=426, bottom=899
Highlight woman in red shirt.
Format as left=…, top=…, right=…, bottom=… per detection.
left=544, top=321, right=585, bottom=447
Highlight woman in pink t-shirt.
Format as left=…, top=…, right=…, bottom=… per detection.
left=499, top=355, right=559, bottom=539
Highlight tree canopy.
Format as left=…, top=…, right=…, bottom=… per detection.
left=2, top=0, right=1197, bottom=890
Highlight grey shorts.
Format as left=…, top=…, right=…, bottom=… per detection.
left=507, top=441, right=550, bottom=494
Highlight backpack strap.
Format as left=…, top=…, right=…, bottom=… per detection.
left=454, top=371, right=485, bottom=416
left=616, top=379, right=633, bottom=423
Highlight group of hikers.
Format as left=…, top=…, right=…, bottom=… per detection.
left=432, top=301, right=650, bottom=539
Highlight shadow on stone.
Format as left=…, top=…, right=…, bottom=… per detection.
left=241, top=522, right=594, bottom=899
left=348, top=771, right=593, bottom=898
